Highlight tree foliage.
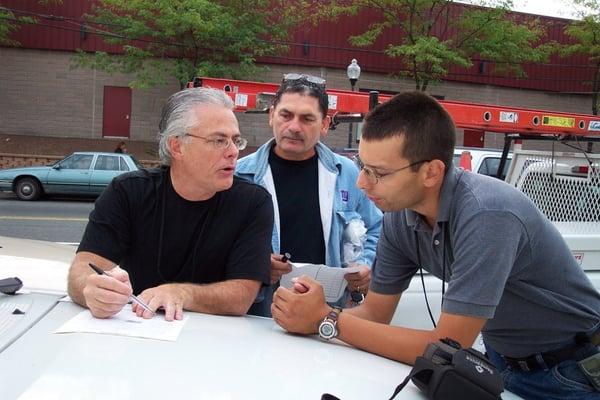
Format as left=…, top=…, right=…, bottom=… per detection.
left=307, top=0, right=551, bottom=91
left=72, top=0, right=300, bottom=89
left=563, top=0, right=600, bottom=114
left=0, top=1, right=58, bottom=46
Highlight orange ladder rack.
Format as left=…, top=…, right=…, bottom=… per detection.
left=189, top=77, right=600, bottom=138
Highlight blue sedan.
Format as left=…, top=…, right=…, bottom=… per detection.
left=0, top=152, right=143, bottom=200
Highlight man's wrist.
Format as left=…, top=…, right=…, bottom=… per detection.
left=314, top=305, right=333, bottom=332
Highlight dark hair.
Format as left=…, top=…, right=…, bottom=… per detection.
left=272, top=78, right=328, bottom=118
left=362, top=91, right=455, bottom=172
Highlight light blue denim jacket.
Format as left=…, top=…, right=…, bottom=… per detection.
left=236, top=140, right=382, bottom=316
left=236, top=139, right=382, bottom=269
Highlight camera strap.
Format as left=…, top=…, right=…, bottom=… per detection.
left=388, top=367, right=428, bottom=400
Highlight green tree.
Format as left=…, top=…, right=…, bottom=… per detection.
left=309, top=0, right=551, bottom=91
left=72, top=0, right=299, bottom=89
left=0, top=1, right=59, bottom=46
left=563, top=0, right=600, bottom=114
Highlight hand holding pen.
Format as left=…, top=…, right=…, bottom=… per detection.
left=270, top=252, right=292, bottom=284
left=88, top=263, right=155, bottom=317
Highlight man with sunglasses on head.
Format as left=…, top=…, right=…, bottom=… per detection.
left=236, top=73, right=382, bottom=317
left=68, top=87, right=273, bottom=321
left=273, top=91, right=600, bottom=400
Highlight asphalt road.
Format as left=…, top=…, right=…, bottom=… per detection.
left=0, top=192, right=94, bottom=243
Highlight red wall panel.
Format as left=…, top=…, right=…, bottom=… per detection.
left=0, top=0, right=595, bottom=93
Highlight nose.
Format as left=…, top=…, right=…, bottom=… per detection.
left=287, top=116, right=302, bottom=133
left=356, top=169, right=369, bottom=190
left=223, top=139, right=239, bottom=159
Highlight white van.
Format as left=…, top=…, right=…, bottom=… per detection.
left=453, top=147, right=512, bottom=179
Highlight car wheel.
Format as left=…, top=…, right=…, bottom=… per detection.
left=15, top=177, right=42, bottom=201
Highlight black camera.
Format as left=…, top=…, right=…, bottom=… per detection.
left=390, top=338, right=504, bottom=400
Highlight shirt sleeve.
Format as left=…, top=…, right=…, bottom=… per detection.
left=77, top=178, right=133, bottom=264
left=370, top=213, right=419, bottom=294
left=223, top=186, right=274, bottom=285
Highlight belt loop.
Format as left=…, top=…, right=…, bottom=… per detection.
left=535, top=354, right=550, bottom=370
left=517, top=360, right=530, bottom=372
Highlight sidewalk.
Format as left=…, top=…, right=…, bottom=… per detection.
left=0, top=133, right=160, bottom=161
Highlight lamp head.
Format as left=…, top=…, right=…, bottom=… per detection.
left=347, top=59, right=361, bottom=80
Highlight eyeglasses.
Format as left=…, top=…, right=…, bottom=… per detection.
left=282, top=73, right=326, bottom=88
left=353, top=155, right=430, bottom=184
left=185, top=133, right=248, bottom=151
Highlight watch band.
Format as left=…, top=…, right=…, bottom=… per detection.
left=327, top=307, right=342, bottom=322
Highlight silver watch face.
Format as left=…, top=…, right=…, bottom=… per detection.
left=319, top=320, right=336, bottom=340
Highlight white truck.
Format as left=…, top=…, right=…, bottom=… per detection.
left=506, top=145, right=600, bottom=275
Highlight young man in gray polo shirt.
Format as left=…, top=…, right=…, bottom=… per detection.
left=272, top=91, right=600, bottom=399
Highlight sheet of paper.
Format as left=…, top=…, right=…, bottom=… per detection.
left=280, top=263, right=362, bottom=302
left=54, top=305, right=188, bottom=341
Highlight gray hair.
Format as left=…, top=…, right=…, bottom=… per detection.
left=157, top=87, right=235, bottom=165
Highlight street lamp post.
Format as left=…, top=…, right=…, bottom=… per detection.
left=347, top=59, right=361, bottom=149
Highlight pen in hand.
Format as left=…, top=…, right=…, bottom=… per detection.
left=88, top=262, right=155, bottom=316
left=281, top=252, right=292, bottom=263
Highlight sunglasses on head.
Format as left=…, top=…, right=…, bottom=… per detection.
left=282, top=73, right=326, bottom=88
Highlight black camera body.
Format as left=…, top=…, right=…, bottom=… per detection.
left=410, top=338, right=504, bottom=400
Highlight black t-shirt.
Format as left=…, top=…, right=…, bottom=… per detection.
left=268, top=148, right=325, bottom=264
left=78, top=168, right=273, bottom=293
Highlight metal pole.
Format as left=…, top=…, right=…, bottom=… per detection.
left=347, top=79, right=357, bottom=148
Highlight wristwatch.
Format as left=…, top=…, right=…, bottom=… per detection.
left=318, top=307, right=343, bottom=340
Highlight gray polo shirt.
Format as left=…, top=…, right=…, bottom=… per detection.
left=371, top=167, right=600, bottom=357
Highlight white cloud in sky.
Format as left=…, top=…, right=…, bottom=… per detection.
left=510, top=0, right=582, bottom=19
left=457, top=0, right=595, bottom=19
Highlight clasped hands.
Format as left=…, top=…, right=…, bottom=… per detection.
left=271, top=275, right=332, bottom=335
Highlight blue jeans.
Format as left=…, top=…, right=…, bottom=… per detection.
left=485, top=342, right=600, bottom=400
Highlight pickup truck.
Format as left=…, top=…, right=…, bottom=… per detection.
left=505, top=148, right=599, bottom=273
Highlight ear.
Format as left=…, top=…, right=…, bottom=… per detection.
left=169, top=136, right=185, bottom=161
left=268, top=106, right=275, bottom=128
left=422, top=160, right=446, bottom=189
left=320, top=115, right=331, bottom=139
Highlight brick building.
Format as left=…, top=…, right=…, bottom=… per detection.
left=0, top=1, right=595, bottom=153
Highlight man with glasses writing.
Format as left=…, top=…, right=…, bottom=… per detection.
left=236, top=73, right=382, bottom=316
left=273, top=91, right=600, bottom=399
left=68, top=87, right=273, bottom=321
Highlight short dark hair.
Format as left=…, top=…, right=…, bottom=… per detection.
left=362, top=91, right=455, bottom=172
left=272, top=78, right=328, bottom=118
